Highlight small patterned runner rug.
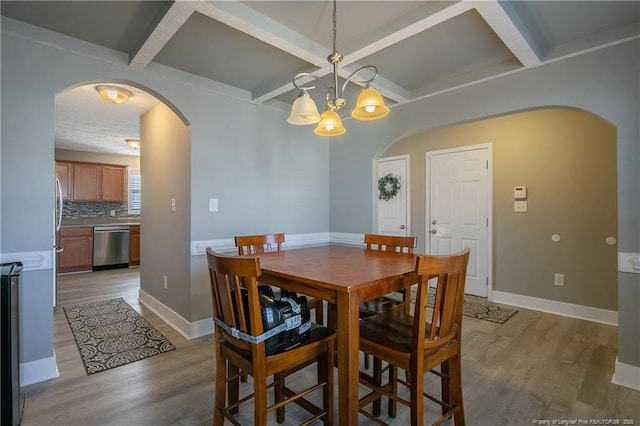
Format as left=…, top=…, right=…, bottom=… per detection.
left=63, top=297, right=176, bottom=375
left=430, top=293, right=518, bottom=324
left=403, top=288, right=518, bottom=324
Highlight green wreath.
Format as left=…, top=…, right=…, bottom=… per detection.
left=378, top=173, right=400, bottom=201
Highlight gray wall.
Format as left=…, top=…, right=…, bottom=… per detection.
left=329, top=41, right=639, bottom=367
left=383, top=108, right=617, bottom=310
left=0, top=19, right=329, bottom=368
left=1, top=15, right=636, bottom=378
left=140, top=103, right=192, bottom=320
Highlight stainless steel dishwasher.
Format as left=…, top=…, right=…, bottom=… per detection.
left=93, top=226, right=130, bottom=270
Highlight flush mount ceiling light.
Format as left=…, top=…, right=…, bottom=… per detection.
left=125, top=139, right=141, bottom=149
left=96, top=85, right=132, bottom=104
left=287, top=0, right=389, bottom=137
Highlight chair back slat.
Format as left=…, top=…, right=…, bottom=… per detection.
left=235, top=233, right=285, bottom=255
left=412, top=248, right=470, bottom=352
left=364, top=233, right=416, bottom=254
left=206, top=248, right=265, bottom=353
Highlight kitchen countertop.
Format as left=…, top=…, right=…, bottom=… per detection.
left=61, top=218, right=140, bottom=227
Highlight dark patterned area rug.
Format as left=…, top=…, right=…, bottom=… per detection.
left=63, top=297, right=176, bottom=375
left=404, top=288, right=518, bottom=324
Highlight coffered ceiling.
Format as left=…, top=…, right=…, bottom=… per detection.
left=2, top=1, right=638, bottom=155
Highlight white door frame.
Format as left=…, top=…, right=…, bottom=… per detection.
left=425, top=144, right=493, bottom=300
left=373, top=154, right=410, bottom=236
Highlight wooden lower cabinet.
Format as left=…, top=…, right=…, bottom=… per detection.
left=57, top=227, right=93, bottom=273
left=129, top=225, right=140, bottom=266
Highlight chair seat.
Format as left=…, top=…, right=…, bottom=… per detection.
left=360, top=311, right=457, bottom=363
left=359, top=294, right=403, bottom=316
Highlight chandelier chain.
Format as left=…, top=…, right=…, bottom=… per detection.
left=332, top=0, right=337, bottom=53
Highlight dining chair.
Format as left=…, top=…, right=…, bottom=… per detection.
left=206, top=248, right=335, bottom=426
left=235, top=233, right=325, bottom=325
left=359, top=233, right=417, bottom=317
left=358, top=248, right=470, bottom=426
left=359, top=234, right=417, bottom=381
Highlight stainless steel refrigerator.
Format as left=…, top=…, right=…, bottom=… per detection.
left=53, top=176, right=63, bottom=307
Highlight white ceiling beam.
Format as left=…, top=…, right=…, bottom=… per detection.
left=474, top=0, right=541, bottom=68
left=129, top=1, right=198, bottom=70
left=341, top=1, right=475, bottom=66
left=256, top=1, right=474, bottom=105
left=196, top=1, right=328, bottom=68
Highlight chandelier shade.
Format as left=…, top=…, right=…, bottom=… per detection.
left=125, top=139, right=141, bottom=149
left=314, top=108, right=346, bottom=137
left=287, top=0, right=388, bottom=137
left=287, top=91, right=321, bottom=125
left=96, top=85, right=132, bottom=104
left=351, top=86, right=390, bottom=121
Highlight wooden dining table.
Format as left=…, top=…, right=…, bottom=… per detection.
left=257, top=244, right=417, bottom=425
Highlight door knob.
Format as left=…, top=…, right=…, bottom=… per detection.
left=431, top=220, right=436, bottom=225
left=430, top=229, right=437, bottom=234
left=400, top=225, right=405, bottom=229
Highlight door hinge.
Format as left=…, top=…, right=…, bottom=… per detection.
left=486, top=160, right=488, bottom=169
left=486, top=277, right=489, bottom=286
left=486, top=218, right=489, bottom=227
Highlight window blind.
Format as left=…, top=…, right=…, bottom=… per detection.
left=129, top=169, right=141, bottom=214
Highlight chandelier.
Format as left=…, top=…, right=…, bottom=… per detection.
left=287, top=0, right=389, bottom=137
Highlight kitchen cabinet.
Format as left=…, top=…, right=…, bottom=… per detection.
left=129, top=225, right=140, bottom=266
left=55, top=161, right=73, bottom=200
left=71, top=162, right=127, bottom=202
left=57, top=227, right=93, bottom=273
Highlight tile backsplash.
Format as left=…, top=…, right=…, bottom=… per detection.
left=63, top=201, right=140, bottom=220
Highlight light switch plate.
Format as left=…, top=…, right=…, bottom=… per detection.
left=209, top=198, right=218, bottom=212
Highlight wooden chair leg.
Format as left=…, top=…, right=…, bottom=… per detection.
left=450, top=355, right=465, bottom=426
left=410, top=362, right=424, bottom=426
left=372, top=357, right=383, bottom=416
left=254, top=373, right=268, bottom=426
left=228, top=362, right=240, bottom=415
left=440, top=360, right=451, bottom=415
left=213, top=357, right=227, bottom=426
left=315, top=300, right=324, bottom=325
left=388, top=364, right=398, bottom=418
left=320, top=343, right=334, bottom=425
left=364, top=352, right=370, bottom=369
left=275, top=372, right=285, bottom=423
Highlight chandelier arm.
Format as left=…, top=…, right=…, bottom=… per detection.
left=292, top=72, right=334, bottom=96
left=340, top=65, right=379, bottom=97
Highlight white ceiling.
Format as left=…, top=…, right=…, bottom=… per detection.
left=2, top=1, right=639, bottom=156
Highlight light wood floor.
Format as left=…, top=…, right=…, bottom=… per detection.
left=20, top=268, right=638, bottom=425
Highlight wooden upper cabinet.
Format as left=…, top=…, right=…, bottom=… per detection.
left=101, top=166, right=126, bottom=202
left=55, top=161, right=73, bottom=200
left=73, top=163, right=101, bottom=201
left=57, top=161, right=127, bottom=202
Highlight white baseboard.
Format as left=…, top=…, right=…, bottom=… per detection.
left=21, top=353, right=59, bottom=386
left=612, top=357, right=640, bottom=391
left=329, top=232, right=364, bottom=246
left=492, top=291, right=618, bottom=325
left=138, top=289, right=212, bottom=340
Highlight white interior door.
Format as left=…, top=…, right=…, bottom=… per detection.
left=377, top=155, right=409, bottom=236
left=427, top=146, right=491, bottom=297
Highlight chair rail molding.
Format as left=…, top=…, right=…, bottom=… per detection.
left=0, top=250, right=52, bottom=271
left=190, top=232, right=334, bottom=256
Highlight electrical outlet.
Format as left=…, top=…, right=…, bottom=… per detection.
left=110, top=210, right=116, bottom=217
left=554, top=273, right=565, bottom=286
left=163, top=275, right=168, bottom=289
left=514, top=201, right=527, bottom=212
left=171, top=198, right=176, bottom=212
